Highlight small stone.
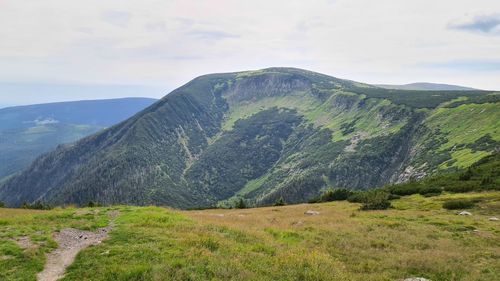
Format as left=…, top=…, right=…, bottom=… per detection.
left=458, top=211, right=472, bottom=216
left=489, top=217, right=499, bottom=221
left=304, top=210, right=320, bottom=215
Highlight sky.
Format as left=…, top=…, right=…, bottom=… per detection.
left=0, top=0, right=499, bottom=107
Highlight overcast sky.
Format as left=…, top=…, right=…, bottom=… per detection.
left=1, top=0, right=499, bottom=107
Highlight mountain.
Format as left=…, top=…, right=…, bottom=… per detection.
left=0, top=98, right=157, bottom=179
left=0, top=68, right=498, bottom=208
left=376, top=82, right=478, bottom=91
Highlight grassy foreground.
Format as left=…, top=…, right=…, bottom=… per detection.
left=1, top=192, right=499, bottom=281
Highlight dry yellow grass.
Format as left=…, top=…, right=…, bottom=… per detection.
left=185, top=193, right=500, bottom=280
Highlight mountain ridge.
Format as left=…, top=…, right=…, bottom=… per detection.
left=0, top=68, right=498, bottom=208
left=376, top=82, right=479, bottom=91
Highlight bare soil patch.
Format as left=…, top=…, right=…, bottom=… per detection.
left=36, top=210, right=119, bottom=281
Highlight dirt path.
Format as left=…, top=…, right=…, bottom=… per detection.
left=36, top=210, right=119, bottom=281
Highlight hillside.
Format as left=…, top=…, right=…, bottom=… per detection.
left=1, top=191, right=498, bottom=280
left=376, top=82, right=479, bottom=91
left=0, top=68, right=498, bottom=208
left=0, top=98, right=157, bottom=179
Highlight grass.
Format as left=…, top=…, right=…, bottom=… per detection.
left=0, top=207, right=111, bottom=281
left=1, top=191, right=499, bottom=281
left=424, top=103, right=500, bottom=169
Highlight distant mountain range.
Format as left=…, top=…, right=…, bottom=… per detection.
left=0, top=68, right=498, bottom=208
left=0, top=98, right=157, bottom=180
left=376, top=82, right=478, bottom=91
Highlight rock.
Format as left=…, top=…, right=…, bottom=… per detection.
left=304, top=210, right=320, bottom=216
left=458, top=211, right=472, bottom=216
left=489, top=217, right=499, bottom=221
left=404, top=278, right=431, bottom=281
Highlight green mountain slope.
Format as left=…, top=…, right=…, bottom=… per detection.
left=0, top=98, right=157, bottom=179
left=0, top=68, right=498, bottom=208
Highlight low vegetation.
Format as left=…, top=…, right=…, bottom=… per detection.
left=442, top=199, right=475, bottom=210
left=1, top=190, right=499, bottom=281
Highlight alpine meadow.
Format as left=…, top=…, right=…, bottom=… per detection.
left=0, top=1, right=499, bottom=281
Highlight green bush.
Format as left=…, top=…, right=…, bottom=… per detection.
left=347, top=192, right=366, bottom=203
left=389, top=184, right=421, bottom=196
left=442, top=199, right=475, bottom=210
left=422, top=192, right=441, bottom=197
left=86, top=201, right=98, bottom=207
left=360, top=190, right=391, bottom=210
left=418, top=186, right=442, bottom=195
left=444, top=184, right=475, bottom=193
left=234, top=198, right=247, bottom=209
left=21, top=201, right=52, bottom=210
left=319, top=188, right=353, bottom=202
left=480, top=176, right=493, bottom=185
left=459, top=168, right=473, bottom=181
left=273, top=197, right=286, bottom=206
left=307, top=197, right=320, bottom=204
left=0, top=201, right=4, bottom=208
left=387, top=194, right=401, bottom=200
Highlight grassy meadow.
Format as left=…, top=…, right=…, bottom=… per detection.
left=1, top=191, right=499, bottom=281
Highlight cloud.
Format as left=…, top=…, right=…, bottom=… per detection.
left=448, top=14, right=500, bottom=34
left=1, top=0, right=500, bottom=99
left=188, top=30, right=239, bottom=41
left=101, top=10, right=132, bottom=28
left=145, top=22, right=167, bottom=32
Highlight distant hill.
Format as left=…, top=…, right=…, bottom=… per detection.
left=0, top=68, right=498, bottom=208
left=376, top=82, right=478, bottom=91
left=0, top=98, right=157, bottom=179
left=0, top=98, right=158, bottom=131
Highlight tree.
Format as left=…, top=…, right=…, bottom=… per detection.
left=235, top=198, right=247, bottom=209
left=274, top=197, right=286, bottom=206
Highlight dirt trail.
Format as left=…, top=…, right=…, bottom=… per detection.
left=36, top=210, right=119, bottom=281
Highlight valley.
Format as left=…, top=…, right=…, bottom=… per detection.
left=0, top=98, right=157, bottom=181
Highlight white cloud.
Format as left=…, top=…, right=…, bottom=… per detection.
left=0, top=0, right=499, bottom=105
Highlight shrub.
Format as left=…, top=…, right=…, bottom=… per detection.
left=21, top=201, right=52, bottom=210
left=442, top=199, right=475, bottom=210
left=444, top=184, right=475, bottom=193
left=307, top=197, right=320, bottom=204
left=422, top=192, right=441, bottom=197
left=347, top=192, right=366, bottom=203
left=319, top=188, right=353, bottom=202
left=360, top=190, right=391, bottom=210
left=0, top=201, right=4, bottom=208
left=418, top=186, right=442, bottom=195
left=389, top=184, right=421, bottom=196
left=387, top=194, right=401, bottom=200
left=86, top=201, right=98, bottom=207
left=480, top=176, right=493, bottom=185
left=273, top=197, right=286, bottom=206
left=459, top=168, right=473, bottom=181
left=234, top=198, right=247, bottom=209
